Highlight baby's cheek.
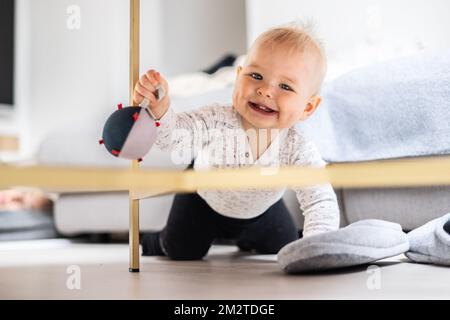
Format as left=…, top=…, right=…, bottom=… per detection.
left=232, top=83, right=242, bottom=99
left=232, top=90, right=240, bottom=107
left=233, top=87, right=247, bottom=105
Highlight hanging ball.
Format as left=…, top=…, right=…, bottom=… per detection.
left=101, top=106, right=157, bottom=160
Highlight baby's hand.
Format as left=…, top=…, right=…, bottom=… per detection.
left=133, top=69, right=170, bottom=119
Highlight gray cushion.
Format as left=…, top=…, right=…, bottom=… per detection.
left=342, top=186, right=450, bottom=231
left=277, top=219, right=409, bottom=273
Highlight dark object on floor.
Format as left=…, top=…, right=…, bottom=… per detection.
left=0, top=210, right=58, bottom=241
left=202, top=54, right=237, bottom=74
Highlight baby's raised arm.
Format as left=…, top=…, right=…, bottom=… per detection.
left=134, top=70, right=224, bottom=161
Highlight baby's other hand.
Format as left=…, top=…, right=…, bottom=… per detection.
left=133, top=69, right=170, bottom=119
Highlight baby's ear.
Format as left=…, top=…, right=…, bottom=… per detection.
left=300, top=95, right=321, bottom=120
left=308, top=95, right=321, bottom=110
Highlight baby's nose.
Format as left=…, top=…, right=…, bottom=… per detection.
left=257, top=87, right=273, bottom=99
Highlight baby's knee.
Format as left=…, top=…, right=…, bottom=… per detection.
left=163, top=240, right=209, bottom=261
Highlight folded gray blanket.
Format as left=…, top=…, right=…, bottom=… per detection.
left=299, top=50, right=450, bottom=162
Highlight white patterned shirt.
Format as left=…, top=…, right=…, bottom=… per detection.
left=155, top=103, right=339, bottom=237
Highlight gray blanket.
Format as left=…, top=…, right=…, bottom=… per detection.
left=299, top=50, right=450, bottom=162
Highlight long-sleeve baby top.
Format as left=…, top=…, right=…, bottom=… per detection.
left=155, top=103, right=339, bottom=237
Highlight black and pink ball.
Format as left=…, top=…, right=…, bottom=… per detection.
left=99, top=103, right=159, bottom=161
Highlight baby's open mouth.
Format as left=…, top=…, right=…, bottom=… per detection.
left=248, top=102, right=278, bottom=115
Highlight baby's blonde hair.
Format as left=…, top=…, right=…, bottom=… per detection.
left=248, top=21, right=327, bottom=95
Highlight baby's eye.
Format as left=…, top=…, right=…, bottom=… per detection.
left=280, top=83, right=293, bottom=91
left=250, top=73, right=262, bottom=80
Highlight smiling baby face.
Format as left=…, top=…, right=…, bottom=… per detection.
left=232, top=26, right=326, bottom=131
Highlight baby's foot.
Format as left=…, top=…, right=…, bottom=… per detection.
left=141, top=232, right=165, bottom=256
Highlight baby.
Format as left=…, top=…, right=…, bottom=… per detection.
left=134, top=23, right=340, bottom=260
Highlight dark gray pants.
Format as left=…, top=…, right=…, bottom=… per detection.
left=160, top=191, right=299, bottom=260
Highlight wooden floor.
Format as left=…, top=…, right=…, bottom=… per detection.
left=0, top=239, right=449, bottom=299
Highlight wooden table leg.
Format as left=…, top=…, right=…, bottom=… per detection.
left=129, top=0, right=140, bottom=273
left=129, top=196, right=140, bottom=272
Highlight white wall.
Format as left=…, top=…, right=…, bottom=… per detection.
left=157, top=0, right=246, bottom=75
left=16, top=0, right=129, bottom=159
left=8, top=0, right=246, bottom=158
left=246, top=0, right=450, bottom=80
